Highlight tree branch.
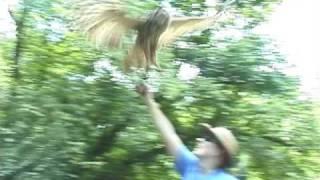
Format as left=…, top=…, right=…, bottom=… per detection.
left=9, top=1, right=28, bottom=80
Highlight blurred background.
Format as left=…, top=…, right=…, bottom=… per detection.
left=0, top=0, right=319, bottom=179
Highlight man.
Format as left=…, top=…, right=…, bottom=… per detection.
left=137, top=85, right=239, bottom=180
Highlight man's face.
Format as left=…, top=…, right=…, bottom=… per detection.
left=193, top=137, right=223, bottom=158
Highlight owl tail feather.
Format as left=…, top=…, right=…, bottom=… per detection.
left=123, top=46, right=148, bottom=72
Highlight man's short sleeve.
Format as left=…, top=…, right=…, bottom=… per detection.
left=175, top=145, right=198, bottom=176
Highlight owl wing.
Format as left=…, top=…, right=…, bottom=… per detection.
left=73, top=0, right=144, bottom=48
left=158, top=11, right=224, bottom=47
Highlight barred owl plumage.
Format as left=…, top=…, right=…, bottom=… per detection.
left=72, top=0, right=225, bottom=72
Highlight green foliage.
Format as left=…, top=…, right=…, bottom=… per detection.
left=0, top=0, right=319, bottom=179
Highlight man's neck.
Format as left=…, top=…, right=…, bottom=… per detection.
left=198, top=157, right=221, bottom=174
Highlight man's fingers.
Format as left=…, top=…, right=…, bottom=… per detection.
left=136, top=84, right=148, bottom=95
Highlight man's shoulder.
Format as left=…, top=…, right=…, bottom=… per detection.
left=176, top=145, right=198, bottom=162
left=219, top=171, right=239, bottom=180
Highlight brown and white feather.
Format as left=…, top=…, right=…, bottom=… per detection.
left=159, top=11, right=224, bottom=46
left=73, top=0, right=143, bottom=49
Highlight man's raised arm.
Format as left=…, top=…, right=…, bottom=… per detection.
left=137, top=85, right=183, bottom=157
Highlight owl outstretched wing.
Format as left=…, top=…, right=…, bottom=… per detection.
left=73, top=0, right=144, bottom=48
left=158, top=10, right=225, bottom=47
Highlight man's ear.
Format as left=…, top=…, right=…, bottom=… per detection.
left=220, top=149, right=233, bottom=168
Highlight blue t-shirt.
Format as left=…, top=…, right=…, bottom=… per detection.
left=175, top=145, right=238, bottom=180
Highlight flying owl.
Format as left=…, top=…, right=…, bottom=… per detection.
left=72, top=0, right=227, bottom=72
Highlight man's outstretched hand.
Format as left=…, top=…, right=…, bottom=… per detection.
left=136, top=84, right=154, bottom=101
